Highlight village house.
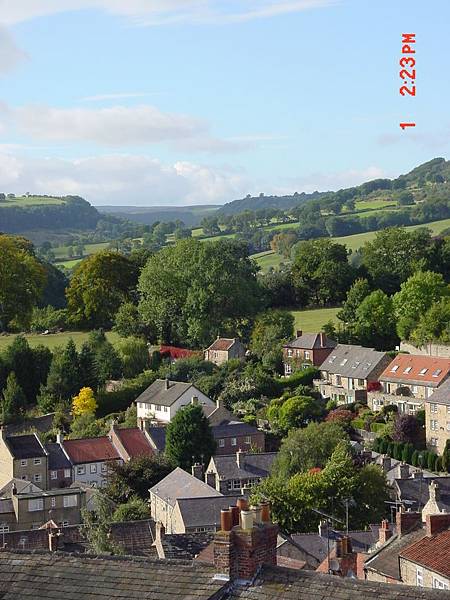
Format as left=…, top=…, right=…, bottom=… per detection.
left=107, top=424, right=154, bottom=461
left=283, top=330, right=337, bottom=375
left=368, top=355, right=450, bottom=415
left=204, top=337, right=245, bottom=366
left=205, top=450, right=277, bottom=494
left=44, top=443, right=72, bottom=489
left=424, top=379, right=450, bottom=454
left=315, top=344, right=390, bottom=405
left=135, top=378, right=216, bottom=427
left=0, top=430, right=48, bottom=490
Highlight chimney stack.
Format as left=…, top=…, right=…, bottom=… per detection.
left=318, top=520, right=328, bottom=538
left=191, top=462, right=204, bottom=480
left=206, top=471, right=216, bottom=489
left=399, top=462, right=410, bottom=480
left=378, top=519, right=393, bottom=545
left=191, top=396, right=199, bottom=405
left=296, top=330, right=303, bottom=338
left=396, top=508, right=422, bottom=537
left=426, top=513, right=450, bottom=537
left=319, top=332, right=325, bottom=347
left=56, top=431, right=64, bottom=445
left=165, top=378, right=170, bottom=390
left=213, top=501, right=278, bottom=582
left=236, top=449, right=244, bottom=469
left=381, top=455, right=391, bottom=473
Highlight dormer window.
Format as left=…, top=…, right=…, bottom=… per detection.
left=390, top=365, right=399, bottom=372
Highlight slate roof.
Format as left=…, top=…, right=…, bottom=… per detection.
left=160, top=532, right=214, bottom=559
left=0, top=478, right=43, bottom=497
left=150, top=467, right=222, bottom=506
left=284, top=332, right=337, bottom=350
left=146, top=426, right=167, bottom=452
left=175, top=495, right=242, bottom=530
left=206, top=338, right=238, bottom=352
left=62, top=437, right=120, bottom=464
left=371, top=451, right=435, bottom=486
left=0, top=550, right=226, bottom=599
left=319, top=344, right=388, bottom=379
left=426, top=378, right=450, bottom=406
left=364, top=529, right=426, bottom=580
left=45, top=442, right=71, bottom=470
left=380, top=354, right=450, bottom=387
left=6, top=433, right=46, bottom=459
left=400, top=528, right=450, bottom=579
left=212, top=422, right=260, bottom=439
left=134, top=379, right=196, bottom=407
left=231, top=564, right=450, bottom=599
left=395, top=476, right=450, bottom=512
left=110, top=519, right=157, bottom=557
left=209, top=452, right=277, bottom=480
left=113, top=428, right=154, bottom=458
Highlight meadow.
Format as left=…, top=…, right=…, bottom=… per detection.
left=290, top=307, right=340, bottom=333
left=0, top=331, right=122, bottom=352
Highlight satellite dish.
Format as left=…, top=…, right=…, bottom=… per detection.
left=329, top=559, right=340, bottom=572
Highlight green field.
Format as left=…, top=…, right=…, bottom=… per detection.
left=290, top=307, right=340, bottom=333
left=53, top=241, right=110, bottom=259
left=0, top=196, right=65, bottom=207
left=0, top=331, right=122, bottom=352
left=354, top=199, right=397, bottom=210
left=252, top=250, right=289, bottom=272
left=56, top=259, right=83, bottom=269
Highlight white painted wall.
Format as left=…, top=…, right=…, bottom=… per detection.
left=137, top=386, right=216, bottom=423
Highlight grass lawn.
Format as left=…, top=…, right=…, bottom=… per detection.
left=290, top=307, right=340, bottom=333
left=354, top=199, right=397, bottom=210
left=252, top=251, right=288, bottom=272
left=53, top=241, right=110, bottom=259
left=55, top=258, right=83, bottom=269
left=0, top=331, right=122, bottom=352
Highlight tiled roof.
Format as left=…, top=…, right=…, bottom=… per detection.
left=175, top=495, right=242, bottom=529
left=160, top=532, right=214, bottom=559
left=395, top=476, right=450, bottom=512
left=284, top=333, right=337, bottom=350
left=45, top=442, right=71, bottom=470
left=206, top=338, right=237, bottom=352
left=146, top=426, right=167, bottom=452
left=209, top=452, right=277, bottom=480
left=364, top=529, right=425, bottom=580
left=0, top=550, right=226, bottom=599
left=380, top=355, right=450, bottom=387
left=319, top=344, right=388, bottom=379
left=400, top=529, right=450, bottom=579
left=114, top=428, right=154, bottom=458
left=6, top=433, right=46, bottom=459
left=231, top=564, right=449, bottom=599
left=62, top=437, right=120, bottom=464
left=427, top=378, right=450, bottom=406
left=134, top=379, right=194, bottom=407
left=212, top=422, right=260, bottom=438
left=149, top=467, right=222, bottom=505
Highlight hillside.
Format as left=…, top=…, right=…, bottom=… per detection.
left=217, top=191, right=324, bottom=215
left=98, top=204, right=219, bottom=227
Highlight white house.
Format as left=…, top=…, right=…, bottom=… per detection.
left=135, top=379, right=216, bottom=427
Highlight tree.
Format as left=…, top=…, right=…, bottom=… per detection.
left=78, top=343, right=99, bottom=391
left=105, top=454, right=174, bottom=504
left=393, top=271, right=449, bottom=340
left=82, top=493, right=123, bottom=554
left=354, top=290, right=398, bottom=350
left=269, top=395, right=323, bottom=434
left=66, top=251, right=138, bottom=328
left=411, top=297, right=450, bottom=346
left=117, top=337, right=150, bottom=379
left=270, top=232, right=298, bottom=258
left=291, top=239, right=356, bottom=306
left=165, top=404, right=216, bottom=470
left=442, top=440, right=450, bottom=473
left=72, top=387, right=97, bottom=417
left=69, top=413, right=107, bottom=439
left=94, top=341, right=123, bottom=386
left=114, top=302, right=150, bottom=339
left=112, top=497, right=150, bottom=522
left=0, top=372, right=26, bottom=424
left=44, top=339, right=81, bottom=403
left=351, top=464, right=389, bottom=529
left=250, top=310, right=294, bottom=372
left=325, top=408, right=354, bottom=431
left=337, top=279, right=371, bottom=324
left=3, top=336, right=51, bottom=403
left=275, top=421, right=348, bottom=479
left=0, top=235, right=46, bottom=330
left=138, top=239, right=263, bottom=347
left=392, top=414, right=422, bottom=446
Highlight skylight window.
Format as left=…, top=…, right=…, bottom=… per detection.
left=432, top=369, right=442, bottom=377
left=340, top=359, right=348, bottom=366
left=351, top=361, right=360, bottom=369
left=403, top=367, right=412, bottom=374
left=390, top=365, right=399, bottom=372
left=329, top=356, right=336, bottom=363
left=418, top=368, right=428, bottom=376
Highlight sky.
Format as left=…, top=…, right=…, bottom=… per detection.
left=0, top=0, right=449, bottom=206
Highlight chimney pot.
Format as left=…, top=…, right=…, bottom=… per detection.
left=191, top=396, right=199, bottom=405
left=251, top=505, right=262, bottom=525
left=240, top=509, right=254, bottom=530
left=381, top=455, right=391, bottom=473
left=221, top=509, right=232, bottom=532
left=229, top=506, right=240, bottom=528
left=236, top=497, right=248, bottom=513
left=165, top=378, right=170, bottom=390
left=318, top=520, right=328, bottom=538
left=260, top=501, right=270, bottom=523
left=396, top=508, right=422, bottom=537
left=191, top=462, right=204, bottom=480
left=399, top=462, right=410, bottom=479
left=335, top=538, right=343, bottom=558
left=319, top=332, right=325, bottom=347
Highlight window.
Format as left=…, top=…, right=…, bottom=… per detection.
left=90, top=481, right=97, bottom=487
left=430, top=438, right=438, bottom=447
left=430, top=420, right=438, bottom=431
left=163, top=406, right=169, bottom=412
left=432, top=369, right=443, bottom=378
left=227, top=479, right=242, bottom=491
left=285, top=364, right=292, bottom=375
left=419, top=368, right=428, bottom=376
left=76, top=466, right=85, bottom=475
left=231, top=438, right=237, bottom=446
left=390, top=365, right=399, bottom=372
left=336, top=375, right=342, bottom=386
left=28, top=499, right=44, bottom=512
left=51, top=497, right=56, bottom=508
left=64, top=469, right=71, bottom=478
left=287, top=349, right=293, bottom=357
left=101, top=463, right=107, bottom=473
left=433, top=578, right=449, bottom=590
left=416, top=568, right=423, bottom=587
left=62, top=521, right=69, bottom=527
left=90, top=464, right=97, bottom=474
left=33, top=474, right=42, bottom=483
left=340, top=359, right=348, bottom=366
left=245, top=436, right=251, bottom=444
left=33, top=458, right=42, bottom=466
left=20, top=459, right=27, bottom=467
left=403, top=367, right=412, bottom=374
left=304, top=351, right=310, bottom=360
left=431, top=403, right=438, bottom=413
left=358, top=379, right=364, bottom=387
left=0, top=525, right=9, bottom=534
left=219, top=439, right=225, bottom=448
left=50, top=470, right=58, bottom=480
left=63, top=495, right=78, bottom=508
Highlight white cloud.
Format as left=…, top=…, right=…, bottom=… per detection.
left=12, top=104, right=243, bottom=153
left=0, top=0, right=337, bottom=26
left=0, top=26, right=27, bottom=73
left=278, top=166, right=389, bottom=194
left=80, top=92, right=155, bottom=102
left=0, top=151, right=252, bottom=205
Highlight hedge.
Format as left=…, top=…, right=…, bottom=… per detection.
left=276, top=367, right=319, bottom=392
left=96, top=370, right=158, bottom=417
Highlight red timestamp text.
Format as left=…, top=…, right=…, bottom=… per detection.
left=399, top=33, right=416, bottom=130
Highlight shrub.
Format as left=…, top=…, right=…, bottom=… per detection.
left=370, top=422, right=387, bottom=434
left=427, top=452, right=435, bottom=471
left=351, top=417, right=365, bottom=430
left=96, top=370, right=157, bottom=417
left=411, top=450, right=419, bottom=467
left=277, top=367, right=319, bottom=392
left=434, top=455, right=443, bottom=473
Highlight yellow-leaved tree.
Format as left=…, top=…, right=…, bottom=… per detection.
left=72, top=387, right=97, bottom=417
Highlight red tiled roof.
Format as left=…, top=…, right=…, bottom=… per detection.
left=63, top=437, right=120, bottom=464
left=160, top=346, right=199, bottom=359
left=400, top=529, right=450, bottom=578
left=115, top=428, right=154, bottom=459
left=380, top=354, right=450, bottom=387
left=207, top=338, right=236, bottom=352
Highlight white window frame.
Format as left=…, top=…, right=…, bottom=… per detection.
left=0, top=525, right=9, bottom=534
left=431, top=420, right=438, bottom=431
left=218, top=439, right=225, bottom=448
left=416, top=567, right=423, bottom=587
left=231, top=437, right=237, bottom=446
left=433, top=577, right=449, bottom=590
left=50, top=470, right=58, bottom=480
left=33, top=474, right=42, bottom=483
left=51, top=497, right=56, bottom=508
left=245, top=436, right=251, bottom=444
left=28, top=498, right=44, bottom=512
left=76, top=466, right=85, bottom=475
left=101, top=463, right=108, bottom=473
left=20, top=459, right=27, bottom=467
left=431, top=438, right=438, bottom=447
left=304, top=351, right=310, bottom=360
left=33, top=458, right=42, bottom=466
left=64, top=469, right=71, bottom=478
left=431, top=403, right=438, bottom=413
left=63, top=495, right=78, bottom=508
left=90, top=464, right=97, bottom=474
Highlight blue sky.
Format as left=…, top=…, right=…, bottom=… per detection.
left=0, top=0, right=448, bottom=206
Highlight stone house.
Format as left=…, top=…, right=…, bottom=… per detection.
left=316, top=344, right=390, bottom=405
left=107, top=424, right=154, bottom=461
left=204, top=337, right=245, bottom=366
left=368, top=355, right=450, bottom=415
left=0, top=430, right=48, bottom=490
left=205, top=450, right=277, bottom=494
left=135, top=379, right=216, bottom=427
left=59, top=435, right=121, bottom=488
left=282, top=330, right=336, bottom=375
left=424, top=379, right=450, bottom=454
left=44, top=443, right=72, bottom=489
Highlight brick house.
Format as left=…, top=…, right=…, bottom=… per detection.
left=204, top=337, right=245, bottom=366
left=0, top=430, right=48, bottom=490
left=424, top=379, right=450, bottom=454
left=282, top=330, right=336, bottom=375
left=368, top=355, right=450, bottom=415
left=316, top=344, right=390, bottom=405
